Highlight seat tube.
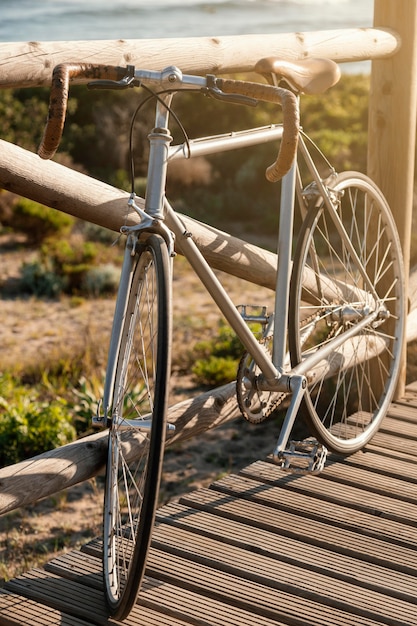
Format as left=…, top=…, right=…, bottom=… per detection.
left=145, top=95, right=173, bottom=220
left=273, top=160, right=297, bottom=372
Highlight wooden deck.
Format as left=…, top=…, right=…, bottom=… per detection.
left=2, top=383, right=417, bottom=625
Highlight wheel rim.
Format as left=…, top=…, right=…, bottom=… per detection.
left=289, top=173, right=405, bottom=452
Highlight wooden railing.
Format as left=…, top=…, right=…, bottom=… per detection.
left=0, top=28, right=399, bottom=89
left=0, top=0, right=416, bottom=515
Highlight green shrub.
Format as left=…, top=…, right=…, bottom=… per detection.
left=43, top=237, right=98, bottom=294
left=12, top=197, right=74, bottom=244
left=19, top=236, right=102, bottom=297
left=81, top=263, right=120, bottom=296
left=0, top=88, right=49, bottom=152
left=0, top=375, right=76, bottom=466
left=193, top=323, right=243, bottom=361
left=192, top=355, right=238, bottom=387
left=71, top=376, right=103, bottom=434
left=191, top=322, right=243, bottom=386
left=20, top=260, right=67, bottom=297
left=78, top=221, right=117, bottom=245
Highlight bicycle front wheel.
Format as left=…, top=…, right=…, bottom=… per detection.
left=103, top=234, right=171, bottom=620
left=289, top=172, right=405, bottom=454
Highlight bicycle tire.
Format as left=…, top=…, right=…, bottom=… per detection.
left=289, top=171, right=405, bottom=454
left=103, top=233, right=171, bottom=620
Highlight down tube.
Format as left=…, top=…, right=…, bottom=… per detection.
left=164, top=200, right=279, bottom=383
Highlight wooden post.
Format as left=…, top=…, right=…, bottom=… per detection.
left=368, top=0, right=417, bottom=395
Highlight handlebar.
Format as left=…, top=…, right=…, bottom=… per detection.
left=38, top=63, right=299, bottom=182
left=216, top=78, right=299, bottom=182
left=38, top=64, right=128, bottom=160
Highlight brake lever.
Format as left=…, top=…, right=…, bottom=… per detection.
left=88, top=76, right=139, bottom=90
left=204, top=75, right=258, bottom=107
left=88, top=65, right=138, bottom=90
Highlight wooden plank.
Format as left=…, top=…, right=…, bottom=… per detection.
left=394, top=396, right=417, bottom=411
left=212, top=473, right=417, bottom=548
left=4, top=566, right=168, bottom=626
left=309, top=457, right=417, bottom=503
left=148, top=522, right=417, bottom=626
left=144, top=544, right=388, bottom=626
left=381, top=403, right=417, bottom=428
left=365, top=443, right=417, bottom=464
left=393, top=395, right=417, bottom=410
left=362, top=428, right=417, bottom=455
left=180, top=487, right=417, bottom=574
left=115, top=603, right=193, bottom=626
left=140, top=577, right=287, bottom=626
left=331, top=446, right=417, bottom=482
left=4, top=569, right=111, bottom=625
left=405, top=381, right=417, bottom=394
left=303, top=416, right=417, bottom=456
left=0, top=589, right=92, bottom=626
left=84, top=537, right=389, bottom=626
left=240, top=460, right=417, bottom=525
left=47, top=549, right=287, bottom=626
left=44, top=550, right=102, bottom=589
left=146, top=543, right=407, bottom=626
left=155, top=501, right=417, bottom=604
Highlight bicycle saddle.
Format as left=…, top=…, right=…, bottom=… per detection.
left=255, top=57, right=341, bottom=95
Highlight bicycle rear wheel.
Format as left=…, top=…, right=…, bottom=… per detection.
left=103, top=233, right=171, bottom=620
left=289, top=171, right=405, bottom=454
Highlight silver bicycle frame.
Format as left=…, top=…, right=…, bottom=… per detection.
left=166, top=129, right=381, bottom=377
left=114, top=90, right=382, bottom=454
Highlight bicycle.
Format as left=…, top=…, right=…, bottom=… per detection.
left=38, top=58, right=405, bottom=620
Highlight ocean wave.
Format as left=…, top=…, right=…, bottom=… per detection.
left=0, top=0, right=372, bottom=43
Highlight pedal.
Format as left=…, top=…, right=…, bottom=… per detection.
left=274, top=438, right=328, bottom=474
left=237, top=304, right=269, bottom=326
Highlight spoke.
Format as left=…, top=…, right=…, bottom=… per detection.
left=290, top=174, right=404, bottom=452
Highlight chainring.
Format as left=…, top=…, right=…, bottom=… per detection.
left=236, top=346, right=287, bottom=424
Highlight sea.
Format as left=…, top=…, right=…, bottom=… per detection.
left=0, top=0, right=374, bottom=73
left=0, top=0, right=373, bottom=42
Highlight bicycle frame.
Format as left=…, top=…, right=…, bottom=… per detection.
left=36, top=60, right=403, bottom=619
left=112, top=91, right=385, bottom=458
